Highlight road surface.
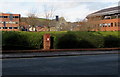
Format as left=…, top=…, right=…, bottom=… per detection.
left=2, top=54, right=119, bottom=75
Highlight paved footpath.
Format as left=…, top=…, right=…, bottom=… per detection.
left=2, top=50, right=119, bottom=59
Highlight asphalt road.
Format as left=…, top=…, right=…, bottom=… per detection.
left=2, top=54, right=119, bottom=75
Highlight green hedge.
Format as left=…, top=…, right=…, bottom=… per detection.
left=2, top=31, right=120, bottom=50
left=54, top=31, right=104, bottom=49
left=2, top=31, right=43, bottom=50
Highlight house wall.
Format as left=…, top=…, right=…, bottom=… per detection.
left=99, top=18, right=120, bottom=31
left=87, top=16, right=120, bottom=31
left=0, top=13, right=20, bottom=31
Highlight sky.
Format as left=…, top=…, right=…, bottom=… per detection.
left=0, top=0, right=119, bottom=22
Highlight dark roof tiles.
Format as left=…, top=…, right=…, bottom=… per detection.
left=87, top=6, right=120, bottom=18
left=93, top=6, right=120, bottom=14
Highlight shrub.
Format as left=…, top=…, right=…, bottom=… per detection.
left=55, top=33, right=79, bottom=49
left=2, top=31, right=119, bottom=50
left=2, top=31, right=43, bottom=50
left=104, top=35, right=120, bottom=48
left=54, top=31, right=104, bottom=49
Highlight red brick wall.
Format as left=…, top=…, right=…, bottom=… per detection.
left=43, top=34, right=51, bottom=50
left=0, top=13, right=20, bottom=31
left=90, top=18, right=120, bottom=31
left=99, top=18, right=120, bottom=31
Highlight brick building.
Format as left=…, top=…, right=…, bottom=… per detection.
left=86, top=6, right=120, bottom=31
left=0, top=13, right=20, bottom=31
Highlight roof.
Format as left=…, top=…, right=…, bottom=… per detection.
left=0, top=13, right=20, bottom=16
left=87, top=6, right=120, bottom=18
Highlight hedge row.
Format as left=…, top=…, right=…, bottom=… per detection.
left=2, top=31, right=120, bottom=50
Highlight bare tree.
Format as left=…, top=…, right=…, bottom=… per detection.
left=76, top=17, right=101, bottom=31
left=43, top=5, right=56, bottom=31
left=26, top=9, right=40, bottom=27
left=20, top=8, right=42, bottom=31
left=43, top=5, right=55, bottom=20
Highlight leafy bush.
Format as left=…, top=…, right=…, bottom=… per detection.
left=2, top=31, right=120, bottom=50
left=104, top=35, right=120, bottom=48
left=55, top=33, right=79, bottom=49
left=2, top=31, right=43, bottom=50
left=54, top=31, right=104, bottom=49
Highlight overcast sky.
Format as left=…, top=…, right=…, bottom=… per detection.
left=0, top=0, right=119, bottom=22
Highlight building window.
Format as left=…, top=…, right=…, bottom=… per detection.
left=111, top=15, right=117, bottom=19
left=6, top=22, right=9, bottom=23
left=99, top=24, right=102, bottom=27
left=104, top=23, right=107, bottom=27
left=3, top=16, right=8, bottom=18
left=15, top=16, right=19, bottom=18
left=3, top=27, right=7, bottom=29
left=108, top=23, right=111, bottom=27
left=118, top=14, right=120, bottom=18
left=111, top=23, right=113, bottom=27
left=12, top=22, right=16, bottom=24
left=16, top=22, right=19, bottom=24
left=114, top=22, right=116, bottom=27
left=13, top=27, right=18, bottom=29
left=104, top=16, right=111, bottom=19
left=13, top=16, right=19, bottom=18
left=9, top=21, right=12, bottom=24
left=0, top=16, right=3, bottom=18
left=102, top=23, right=105, bottom=27
left=0, top=15, right=19, bottom=18
left=9, top=27, right=12, bottom=29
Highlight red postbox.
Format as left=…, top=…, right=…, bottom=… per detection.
left=43, top=34, right=51, bottom=50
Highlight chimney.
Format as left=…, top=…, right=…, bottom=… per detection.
left=56, top=15, right=59, bottom=21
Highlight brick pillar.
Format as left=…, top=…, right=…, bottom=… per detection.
left=113, top=22, right=115, bottom=27
left=43, top=34, right=51, bottom=50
